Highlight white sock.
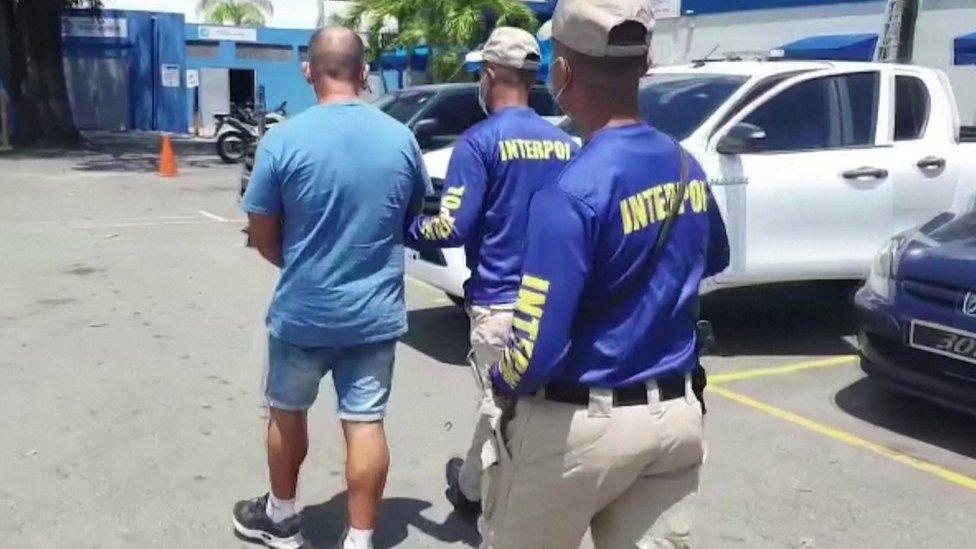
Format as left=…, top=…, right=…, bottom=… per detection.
left=265, top=493, right=297, bottom=524
left=343, top=527, right=374, bottom=549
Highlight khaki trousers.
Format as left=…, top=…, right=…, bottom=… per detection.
left=481, top=379, right=705, bottom=549
left=458, top=304, right=515, bottom=502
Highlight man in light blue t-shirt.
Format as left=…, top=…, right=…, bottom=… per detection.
left=233, top=27, right=430, bottom=549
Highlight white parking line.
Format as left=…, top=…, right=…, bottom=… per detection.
left=74, top=219, right=226, bottom=229
left=198, top=209, right=229, bottom=222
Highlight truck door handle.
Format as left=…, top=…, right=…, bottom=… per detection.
left=842, top=166, right=888, bottom=180
left=916, top=156, right=946, bottom=171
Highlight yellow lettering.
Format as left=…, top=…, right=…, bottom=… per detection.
left=651, top=186, right=667, bottom=221
left=442, top=195, right=462, bottom=211
left=512, top=315, right=541, bottom=341
left=511, top=346, right=530, bottom=374
left=515, top=287, right=546, bottom=318
left=504, top=140, right=518, bottom=161
left=641, top=189, right=657, bottom=224
left=687, top=182, right=699, bottom=213
left=700, top=182, right=709, bottom=212
left=621, top=199, right=633, bottom=235
left=516, top=336, right=535, bottom=361
left=628, top=195, right=647, bottom=231
left=501, top=357, right=520, bottom=387
left=499, top=141, right=508, bottom=162
left=542, top=141, right=555, bottom=160
left=521, top=274, right=550, bottom=293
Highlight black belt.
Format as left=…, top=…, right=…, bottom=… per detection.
left=543, top=373, right=687, bottom=407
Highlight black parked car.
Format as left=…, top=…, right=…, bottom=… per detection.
left=240, top=83, right=561, bottom=203
left=373, top=83, right=562, bottom=150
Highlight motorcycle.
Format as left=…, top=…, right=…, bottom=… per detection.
left=214, top=102, right=287, bottom=164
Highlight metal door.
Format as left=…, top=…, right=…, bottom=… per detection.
left=199, top=68, right=230, bottom=137
left=64, top=56, right=130, bottom=131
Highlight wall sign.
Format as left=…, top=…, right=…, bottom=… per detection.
left=186, top=70, right=200, bottom=89
left=198, top=26, right=258, bottom=42
left=161, top=64, right=181, bottom=88
left=62, top=16, right=128, bottom=38
left=650, top=0, right=682, bottom=19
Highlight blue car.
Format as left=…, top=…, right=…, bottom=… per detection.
left=855, top=200, right=976, bottom=416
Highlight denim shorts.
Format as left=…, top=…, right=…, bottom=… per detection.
left=265, top=334, right=396, bottom=421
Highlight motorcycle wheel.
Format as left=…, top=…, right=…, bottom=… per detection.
left=217, top=132, right=249, bottom=164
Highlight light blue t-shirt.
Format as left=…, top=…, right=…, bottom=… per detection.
left=242, top=100, right=430, bottom=348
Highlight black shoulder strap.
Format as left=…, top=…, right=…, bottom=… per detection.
left=650, top=142, right=690, bottom=267
left=606, top=141, right=690, bottom=309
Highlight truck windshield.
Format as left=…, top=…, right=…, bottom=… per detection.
left=374, top=90, right=436, bottom=124
left=638, top=73, right=748, bottom=140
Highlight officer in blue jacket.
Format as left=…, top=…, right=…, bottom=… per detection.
left=481, top=1, right=730, bottom=547
left=404, top=27, right=577, bottom=518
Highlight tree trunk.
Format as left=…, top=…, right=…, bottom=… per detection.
left=2, top=0, right=81, bottom=146
left=22, top=0, right=81, bottom=144
left=0, top=0, right=42, bottom=145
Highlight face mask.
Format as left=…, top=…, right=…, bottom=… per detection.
left=477, top=69, right=493, bottom=116
left=547, top=57, right=570, bottom=108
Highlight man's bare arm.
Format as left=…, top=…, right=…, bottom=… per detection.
left=248, top=213, right=283, bottom=268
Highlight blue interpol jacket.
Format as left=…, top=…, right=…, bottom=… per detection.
left=491, top=123, right=730, bottom=396
left=405, top=107, right=578, bottom=306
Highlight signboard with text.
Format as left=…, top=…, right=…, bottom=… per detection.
left=650, top=0, right=682, bottom=19
left=161, top=65, right=181, bottom=88
left=198, top=26, right=257, bottom=42
left=62, top=16, right=128, bottom=39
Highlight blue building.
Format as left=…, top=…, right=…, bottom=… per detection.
left=56, top=0, right=976, bottom=133
left=61, top=10, right=187, bottom=133
left=183, top=24, right=315, bottom=135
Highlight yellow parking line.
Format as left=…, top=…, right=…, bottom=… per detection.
left=709, top=356, right=858, bottom=384
left=709, top=385, right=976, bottom=492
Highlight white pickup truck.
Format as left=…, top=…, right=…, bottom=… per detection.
left=406, top=60, right=976, bottom=302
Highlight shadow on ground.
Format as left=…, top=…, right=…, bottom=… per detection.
left=702, top=281, right=860, bottom=357
left=403, top=282, right=861, bottom=364
left=294, top=492, right=479, bottom=548
left=834, top=376, right=976, bottom=460
left=0, top=130, right=228, bottom=172
left=402, top=305, right=470, bottom=366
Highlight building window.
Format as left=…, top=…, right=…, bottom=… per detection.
left=187, top=40, right=219, bottom=59
left=236, top=43, right=294, bottom=62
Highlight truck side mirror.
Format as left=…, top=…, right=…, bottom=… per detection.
left=717, top=122, right=767, bottom=155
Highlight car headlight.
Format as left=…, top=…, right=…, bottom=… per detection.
left=866, top=237, right=905, bottom=299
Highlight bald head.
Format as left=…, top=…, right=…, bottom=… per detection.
left=308, top=26, right=365, bottom=83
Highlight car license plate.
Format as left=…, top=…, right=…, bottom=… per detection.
left=909, top=320, right=976, bottom=365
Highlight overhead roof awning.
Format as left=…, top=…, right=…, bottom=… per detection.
left=779, top=33, right=879, bottom=61
left=523, top=0, right=557, bottom=17
left=955, top=32, right=976, bottom=65
left=374, top=46, right=430, bottom=72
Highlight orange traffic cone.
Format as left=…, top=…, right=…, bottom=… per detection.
left=158, top=134, right=178, bottom=177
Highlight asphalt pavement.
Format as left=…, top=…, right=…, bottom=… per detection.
left=0, top=136, right=973, bottom=548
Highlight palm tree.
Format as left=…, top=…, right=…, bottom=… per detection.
left=346, top=0, right=537, bottom=82
left=197, top=0, right=274, bottom=27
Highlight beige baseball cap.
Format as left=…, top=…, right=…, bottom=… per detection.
left=479, top=27, right=541, bottom=71
left=552, top=0, right=655, bottom=58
